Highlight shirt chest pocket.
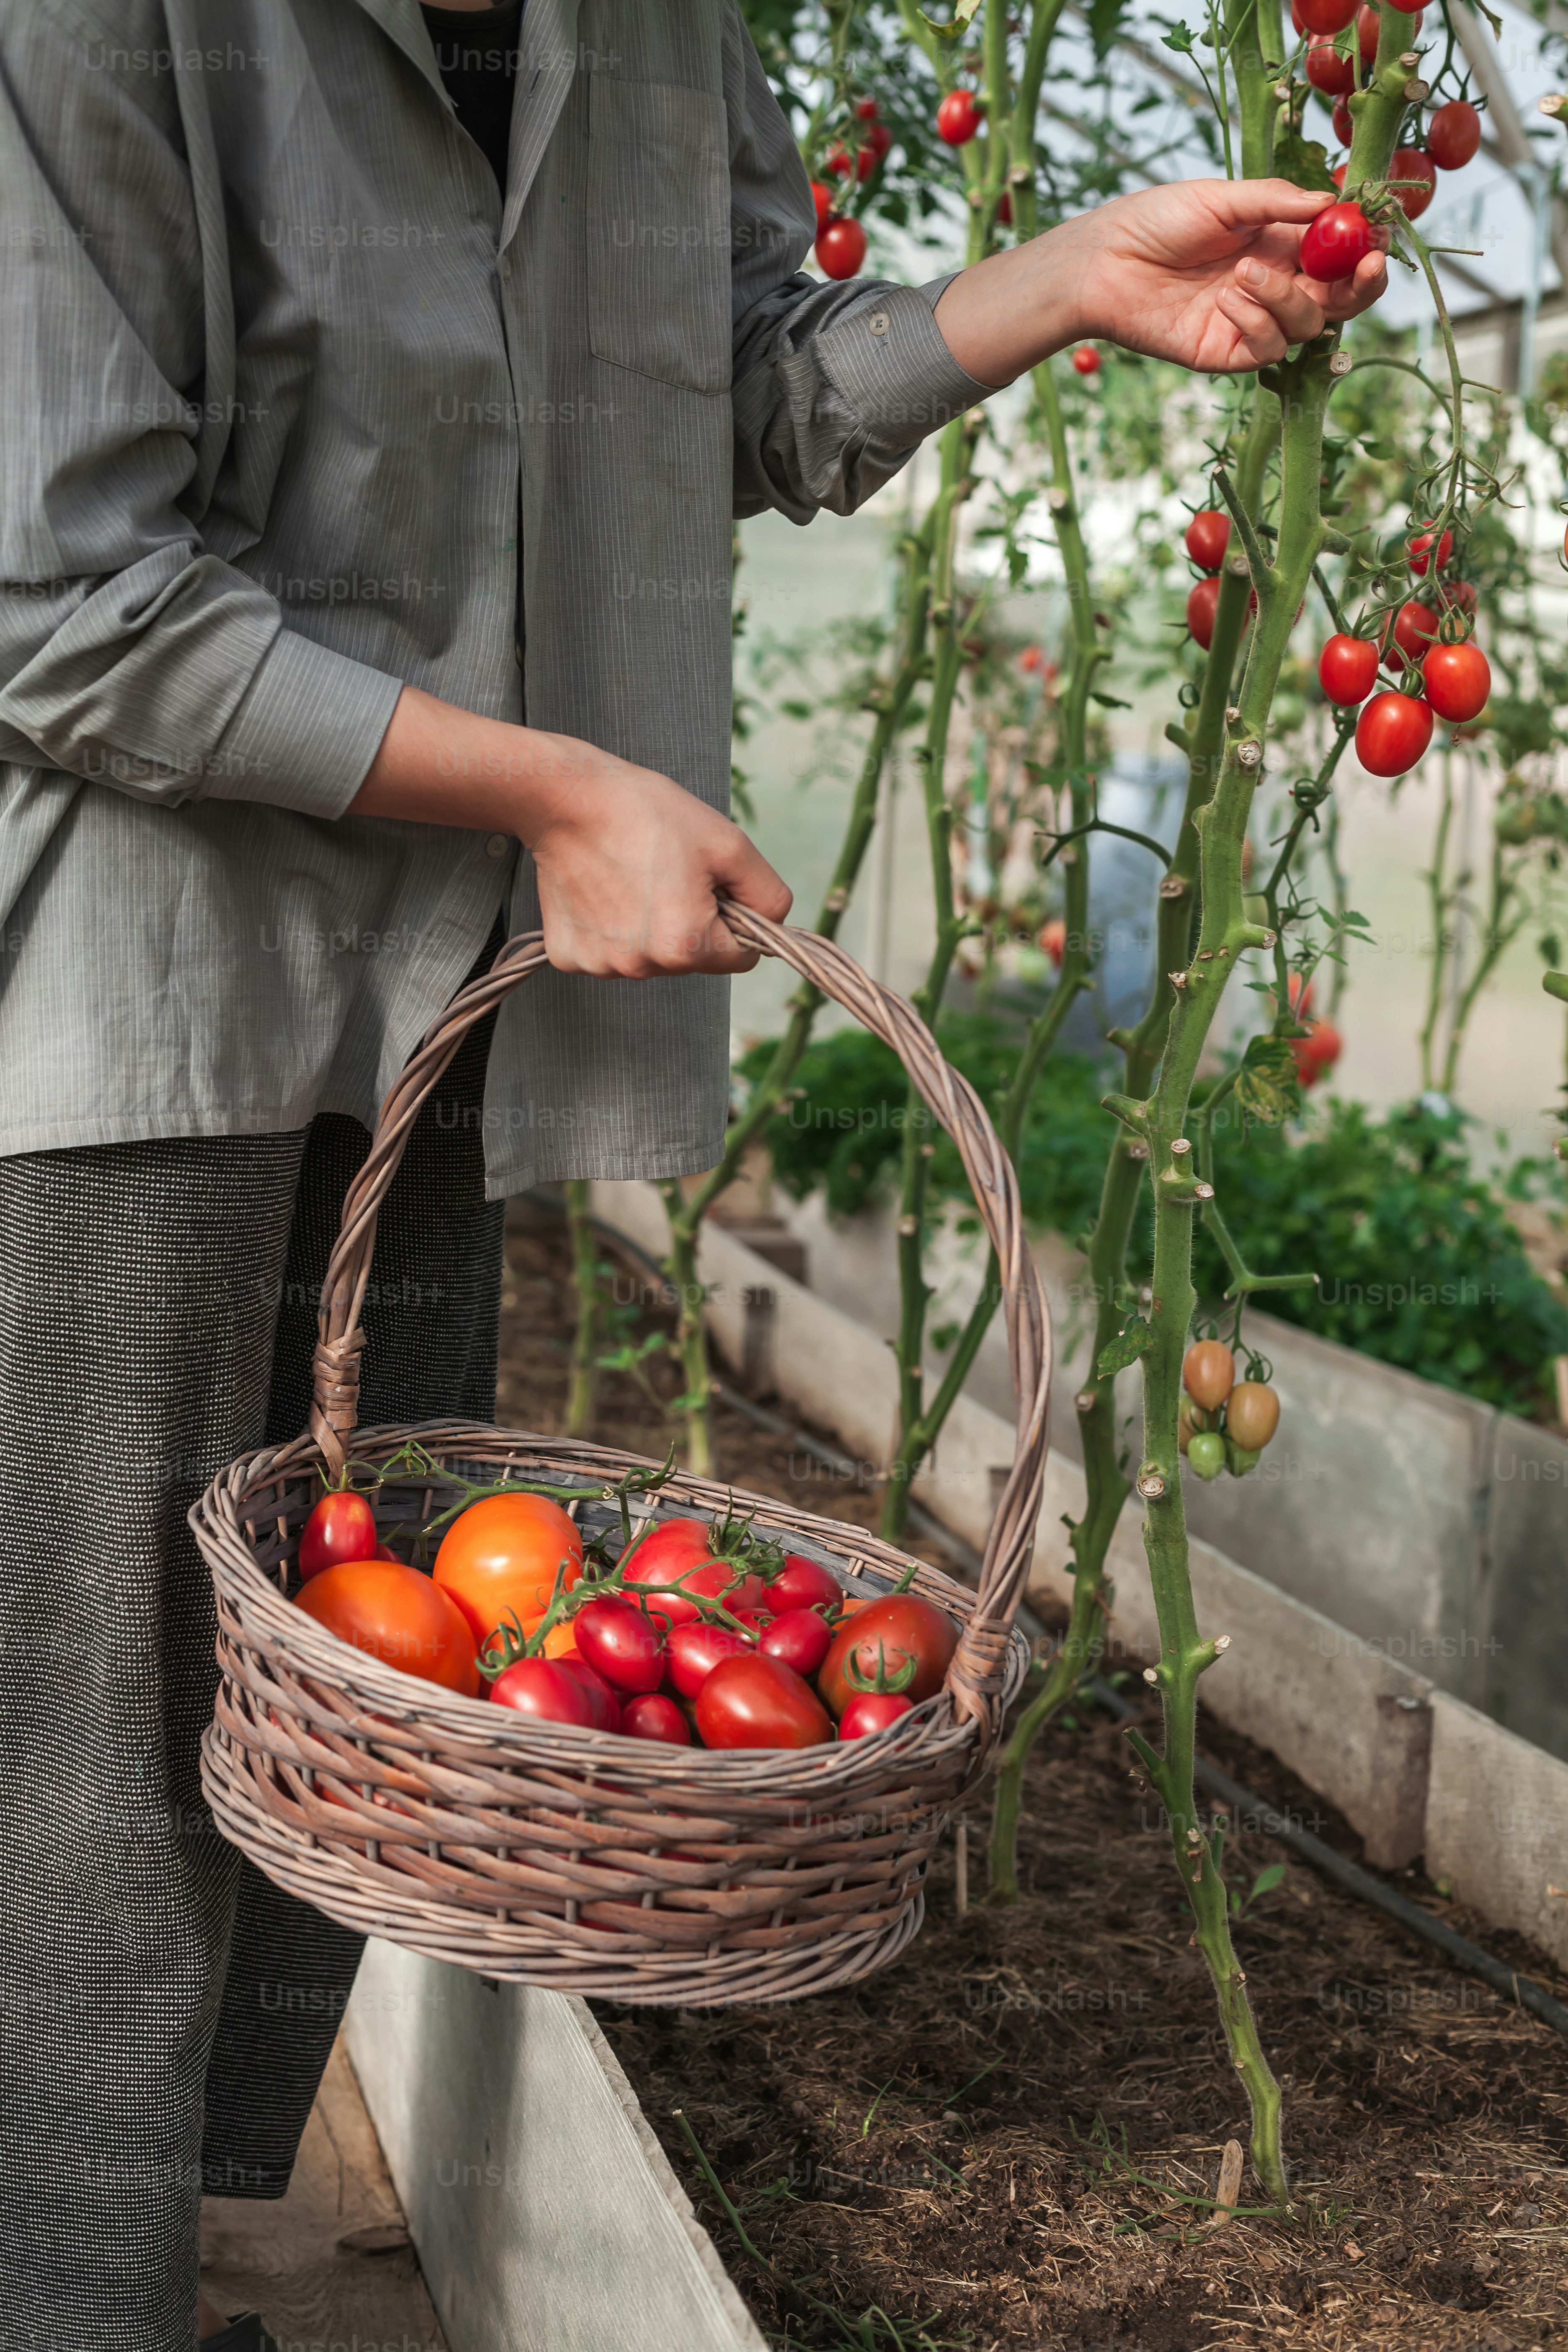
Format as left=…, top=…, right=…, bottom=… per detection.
left=586, top=76, right=730, bottom=397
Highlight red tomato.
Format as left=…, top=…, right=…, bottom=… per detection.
left=1290, top=0, right=1307, bottom=26
left=1357, top=3, right=1418, bottom=58
left=1331, top=163, right=1346, bottom=188
left=824, top=140, right=851, bottom=178
left=557, top=1656, right=623, bottom=1733
left=621, top=1693, right=691, bottom=1746
left=433, top=1493, right=582, bottom=1646
left=1299, top=201, right=1374, bottom=280
left=1428, top=99, right=1480, bottom=170
left=1290, top=1019, right=1342, bottom=1088
left=621, top=1519, right=769, bottom=1626
left=1318, top=632, right=1379, bottom=706
left=1039, top=917, right=1066, bottom=968
left=839, top=1692, right=916, bottom=1740
left=665, top=1620, right=756, bottom=1700
left=295, top=1561, right=480, bottom=1698
left=760, top=1609, right=835, bottom=1679
left=936, top=89, right=983, bottom=145
left=809, top=178, right=832, bottom=229
left=1071, top=345, right=1100, bottom=375
left=761, top=1555, right=843, bottom=1615
left=864, top=122, right=893, bottom=167
left=298, top=1491, right=378, bottom=1583
left=1387, top=598, right=1440, bottom=665
left=1298, top=0, right=1358, bottom=27
left=1408, top=525, right=1453, bottom=575
left=996, top=188, right=1013, bottom=225
left=1305, top=36, right=1355, bottom=96
left=855, top=97, right=879, bottom=121
left=695, top=1655, right=833, bottom=1751
left=818, top=1594, right=958, bottom=1719
left=1332, top=97, right=1354, bottom=145
left=1433, top=577, right=1477, bottom=620
left=573, top=1596, right=666, bottom=1694
left=815, top=217, right=866, bottom=280
left=1287, top=970, right=1315, bottom=1021
left=1389, top=149, right=1436, bottom=218
left=1422, top=642, right=1491, bottom=724
left=1186, top=575, right=1221, bottom=650
left=1184, top=510, right=1230, bottom=572
left=488, top=1656, right=595, bottom=1726
left=1357, top=690, right=1434, bottom=776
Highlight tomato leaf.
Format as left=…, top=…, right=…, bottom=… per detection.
left=1090, top=690, right=1132, bottom=709
left=1233, top=1034, right=1302, bottom=1128
left=1097, top=1315, right=1151, bottom=1378
left=1087, top=0, right=1132, bottom=61
left=1161, top=20, right=1196, bottom=51
left=921, top=0, right=981, bottom=32
left=1271, top=120, right=1340, bottom=198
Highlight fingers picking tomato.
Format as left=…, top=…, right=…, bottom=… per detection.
left=433, top=1493, right=583, bottom=1647
left=695, top=1654, right=833, bottom=1750
left=620, top=1692, right=692, bottom=1746
left=298, top=1491, right=378, bottom=1582
left=760, top=1608, right=835, bottom=1679
left=488, top=1656, right=596, bottom=1726
left=573, top=1595, right=667, bottom=1694
left=1298, top=201, right=1374, bottom=282
left=295, top=1560, right=480, bottom=1697
left=839, top=1692, right=916, bottom=1740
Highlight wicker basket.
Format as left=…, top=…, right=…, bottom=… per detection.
left=193, top=904, right=1049, bottom=2004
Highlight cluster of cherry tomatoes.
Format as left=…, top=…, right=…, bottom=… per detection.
left=1318, top=530, right=1489, bottom=777
left=1290, top=0, right=1480, bottom=208
left=1179, top=1341, right=1282, bottom=1481
left=810, top=97, right=890, bottom=281
left=291, top=1487, right=959, bottom=1754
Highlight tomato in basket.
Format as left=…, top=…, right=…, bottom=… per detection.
left=433, top=1492, right=583, bottom=1645
left=620, top=1692, right=691, bottom=1745
left=817, top=1593, right=957, bottom=1719
left=297, top=1489, right=378, bottom=1582
left=694, top=1653, right=833, bottom=1750
left=619, top=1517, right=768, bottom=1625
left=294, top=1560, right=480, bottom=1697
left=487, top=1655, right=596, bottom=1726
left=760, top=1554, right=843, bottom=1615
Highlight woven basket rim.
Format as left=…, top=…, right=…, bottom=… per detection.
left=193, top=1418, right=1031, bottom=1792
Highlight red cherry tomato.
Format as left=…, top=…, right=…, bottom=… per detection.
left=1071, top=344, right=1100, bottom=375
left=1184, top=510, right=1230, bottom=572
left=433, top=1493, right=583, bottom=1647
left=1299, top=201, right=1375, bottom=281
left=1318, top=633, right=1379, bottom=706
left=761, top=1555, right=843, bottom=1615
left=295, top=1560, right=480, bottom=1697
left=487, top=1656, right=596, bottom=1726
left=1298, top=0, right=1358, bottom=27
left=936, top=88, right=983, bottom=145
left=298, top=1490, right=378, bottom=1583
left=556, top=1656, right=623, bottom=1733
left=1428, top=99, right=1480, bottom=170
left=839, top=1691, right=916, bottom=1740
left=864, top=122, right=892, bottom=167
left=809, top=178, right=832, bottom=229
left=1422, top=641, right=1491, bottom=724
left=1386, top=598, right=1440, bottom=665
left=573, top=1595, right=667, bottom=1694
left=855, top=97, right=879, bottom=121
left=620, top=1520, right=769, bottom=1626
left=817, top=1594, right=958, bottom=1720
left=1357, top=3, right=1419, bottom=58
left=1408, top=524, right=1453, bottom=575
left=996, top=188, right=1013, bottom=225
left=760, top=1608, right=835, bottom=1679
left=1433, top=577, right=1477, bottom=620
left=1186, top=575, right=1221, bottom=650
left=1331, top=97, right=1354, bottom=145
left=1305, top=36, right=1355, bottom=96
left=620, top=1693, right=691, bottom=1746
left=1356, top=690, right=1434, bottom=777
left=824, top=140, right=851, bottom=179
left=1388, top=150, right=1436, bottom=219
left=815, top=217, right=867, bottom=280
left=1306, top=1020, right=1343, bottom=1071
left=1039, top=916, right=1066, bottom=968
left=1331, top=163, right=1346, bottom=188
left=1290, top=0, right=1307, bottom=26
left=665, top=1620, right=757, bottom=1700
left=695, top=1654, right=833, bottom=1751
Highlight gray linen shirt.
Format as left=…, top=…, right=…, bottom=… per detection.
left=0, top=0, right=988, bottom=1192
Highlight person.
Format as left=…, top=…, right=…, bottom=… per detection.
left=0, top=3, right=1386, bottom=2347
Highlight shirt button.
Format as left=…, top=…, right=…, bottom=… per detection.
left=486, top=833, right=511, bottom=860
left=869, top=312, right=889, bottom=337
left=500, top=255, right=512, bottom=281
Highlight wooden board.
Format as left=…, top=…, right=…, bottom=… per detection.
left=200, top=2036, right=446, bottom=2349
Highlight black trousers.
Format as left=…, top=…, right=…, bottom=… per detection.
left=0, top=1006, right=504, bottom=2352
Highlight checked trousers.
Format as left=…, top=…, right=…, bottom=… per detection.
left=0, top=993, right=505, bottom=2352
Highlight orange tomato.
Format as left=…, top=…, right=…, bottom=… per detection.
left=433, top=1493, right=583, bottom=1646
left=295, top=1560, right=480, bottom=1697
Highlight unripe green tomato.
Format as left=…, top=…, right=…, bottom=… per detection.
left=1225, top=1439, right=1263, bottom=1478
left=1187, top=1431, right=1227, bottom=1481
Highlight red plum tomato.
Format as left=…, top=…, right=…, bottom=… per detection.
left=818, top=1594, right=957, bottom=1719
left=1428, top=100, right=1480, bottom=169
left=620, top=1693, right=691, bottom=1746
left=556, top=1656, right=622, bottom=1733
left=1071, top=345, right=1100, bottom=374
left=1422, top=642, right=1491, bottom=724
left=573, top=1595, right=666, bottom=1694
left=695, top=1654, right=833, bottom=1751
left=1305, top=36, right=1355, bottom=95
left=1298, top=0, right=1357, bottom=28
left=1408, top=525, right=1453, bottom=575
left=760, top=1609, right=835, bottom=1679
left=839, top=1692, right=916, bottom=1740
left=1318, top=633, right=1379, bottom=706
left=1389, top=150, right=1436, bottom=218
left=1357, top=690, right=1434, bottom=776
left=1186, top=575, right=1220, bottom=650
left=620, top=1519, right=768, bottom=1625
left=487, top=1656, right=596, bottom=1726
left=815, top=217, right=866, bottom=279
left=298, top=1490, right=378, bottom=1582
left=761, top=1555, right=843, bottom=1615
left=295, top=1561, right=480, bottom=1698
left=1184, top=510, right=1230, bottom=571
left=665, top=1620, right=756, bottom=1700
left=1298, top=201, right=1375, bottom=281
left=810, top=178, right=832, bottom=228
left=936, top=89, right=983, bottom=145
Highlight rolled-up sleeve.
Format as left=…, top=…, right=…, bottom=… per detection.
left=722, top=4, right=995, bottom=523
left=0, top=7, right=402, bottom=818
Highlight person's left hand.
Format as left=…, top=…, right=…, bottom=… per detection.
left=933, top=178, right=1387, bottom=389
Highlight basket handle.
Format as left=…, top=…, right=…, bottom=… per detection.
left=309, top=904, right=1051, bottom=1730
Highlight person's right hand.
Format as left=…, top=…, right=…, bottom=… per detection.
left=350, top=687, right=791, bottom=977
left=526, top=737, right=791, bottom=977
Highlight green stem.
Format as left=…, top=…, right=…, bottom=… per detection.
left=1442, top=838, right=1524, bottom=1096
left=1419, top=753, right=1455, bottom=1094
left=565, top=1178, right=598, bottom=1439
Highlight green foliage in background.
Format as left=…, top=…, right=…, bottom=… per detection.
left=738, top=1023, right=1568, bottom=1418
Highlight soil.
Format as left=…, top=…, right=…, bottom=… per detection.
left=498, top=1195, right=1568, bottom=2352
